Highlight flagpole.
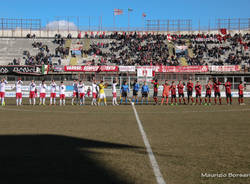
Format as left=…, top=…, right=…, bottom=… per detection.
left=113, top=12, right=115, bottom=31
left=128, top=11, right=130, bottom=31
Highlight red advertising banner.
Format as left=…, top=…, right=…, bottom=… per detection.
left=64, top=65, right=118, bottom=72
left=99, top=65, right=119, bottom=72
left=64, top=66, right=99, bottom=72
left=209, top=65, right=241, bottom=72
left=155, top=66, right=209, bottom=73
left=63, top=65, right=240, bottom=73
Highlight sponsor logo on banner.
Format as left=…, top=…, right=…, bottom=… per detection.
left=0, top=65, right=43, bottom=75
left=53, top=65, right=64, bottom=72
left=119, top=66, right=136, bottom=72
left=137, top=67, right=153, bottom=77
left=64, top=65, right=117, bottom=72
left=83, top=66, right=99, bottom=72
left=209, top=65, right=241, bottom=72
left=64, top=65, right=83, bottom=71
left=99, top=65, right=118, bottom=72
left=155, top=66, right=208, bottom=73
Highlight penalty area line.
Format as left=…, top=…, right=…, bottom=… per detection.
left=131, top=102, right=166, bottom=184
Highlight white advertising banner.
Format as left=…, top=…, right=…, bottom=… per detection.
left=137, top=67, right=153, bottom=77
left=119, top=66, right=136, bottom=72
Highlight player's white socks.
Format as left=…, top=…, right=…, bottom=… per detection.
left=1, top=98, right=4, bottom=105
left=80, top=98, right=85, bottom=105
left=16, top=99, right=22, bottom=106
left=91, top=98, right=97, bottom=105
left=43, top=98, right=45, bottom=105
left=29, top=98, right=32, bottom=105
left=60, top=99, right=65, bottom=106
left=33, top=98, right=36, bottom=105
left=112, top=98, right=118, bottom=105
left=50, top=98, right=56, bottom=105
left=40, top=98, right=42, bottom=105
left=72, top=98, right=74, bottom=105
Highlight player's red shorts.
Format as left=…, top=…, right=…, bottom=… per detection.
left=40, top=93, right=46, bottom=98
left=92, top=92, right=97, bottom=99
left=0, top=92, right=5, bottom=98
left=16, top=93, right=22, bottom=99
left=196, top=92, right=201, bottom=96
left=162, top=92, right=169, bottom=98
left=112, top=92, right=117, bottom=98
left=29, top=91, right=35, bottom=98
left=79, top=93, right=85, bottom=98
left=60, top=94, right=65, bottom=99
left=50, top=93, right=56, bottom=98
left=73, top=91, right=78, bottom=97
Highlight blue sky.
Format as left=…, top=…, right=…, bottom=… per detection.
left=0, top=0, right=249, bottom=30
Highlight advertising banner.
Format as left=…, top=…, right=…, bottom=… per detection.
left=119, top=66, right=136, bottom=72
left=0, top=65, right=44, bottom=75
left=209, top=65, right=241, bottom=72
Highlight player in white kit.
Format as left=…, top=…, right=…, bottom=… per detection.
left=78, top=80, right=85, bottom=105
left=39, top=80, right=47, bottom=105
left=59, top=81, right=66, bottom=106
left=112, top=78, right=119, bottom=105
left=91, top=79, right=98, bottom=106
left=0, top=78, right=8, bottom=106
left=29, top=80, right=36, bottom=105
left=15, top=78, right=23, bottom=106
left=50, top=80, right=57, bottom=105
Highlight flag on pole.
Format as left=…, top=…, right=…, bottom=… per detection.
left=167, top=34, right=172, bottom=42
left=128, top=8, right=133, bottom=12
left=142, top=13, right=146, bottom=17
left=114, top=9, right=123, bottom=16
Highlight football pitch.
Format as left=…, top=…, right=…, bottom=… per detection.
left=0, top=98, right=250, bottom=184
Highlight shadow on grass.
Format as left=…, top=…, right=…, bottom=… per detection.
left=0, top=134, right=140, bottom=184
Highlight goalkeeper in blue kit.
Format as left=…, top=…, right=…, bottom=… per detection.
left=141, top=81, right=149, bottom=105
left=120, top=81, right=130, bottom=104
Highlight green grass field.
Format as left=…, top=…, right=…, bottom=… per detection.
left=0, top=98, right=250, bottom=184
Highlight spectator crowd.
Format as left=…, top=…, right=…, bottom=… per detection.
left=11, top=32, right=250, bottom=68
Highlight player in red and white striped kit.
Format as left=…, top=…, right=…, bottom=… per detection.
left=39, top=80, right=47, bottom=105
left=59, top=81, right=66, bottom=106
left=78, top=81, right=85, bottom=105
left=50, top=80, right=57, bottom=105
left=29, top=80, right=36, bottom=105
left=15, top=78, right=23, bottom=106
left=0, top=78, right=8, bottom=106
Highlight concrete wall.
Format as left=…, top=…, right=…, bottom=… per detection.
left=1, top=29, right=250, bottom=38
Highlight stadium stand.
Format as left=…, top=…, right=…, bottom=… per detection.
left=0, top=32, right=249, bottom=68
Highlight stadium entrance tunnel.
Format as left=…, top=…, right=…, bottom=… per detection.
left=0, top=134, right=140, bottom=184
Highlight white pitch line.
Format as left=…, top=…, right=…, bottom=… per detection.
left=0, top=107, right=250, bottom=115
left=131, top=102, right=166, bottom=184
